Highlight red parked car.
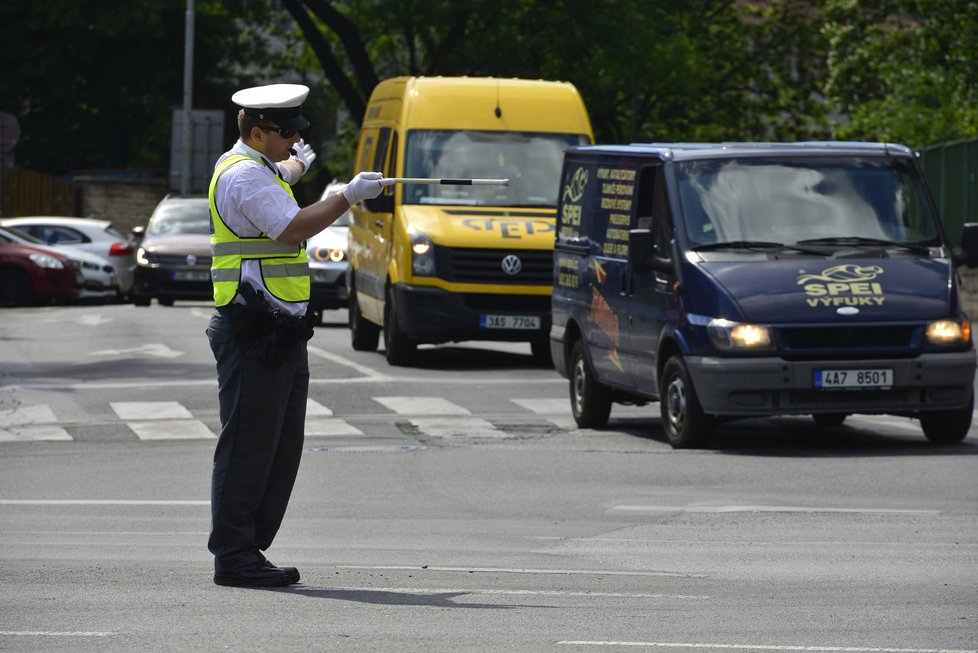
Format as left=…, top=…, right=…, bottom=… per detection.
left=0, top=242, right=82, bottom=306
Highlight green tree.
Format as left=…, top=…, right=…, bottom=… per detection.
left=824, top=0, right=978, bottom=148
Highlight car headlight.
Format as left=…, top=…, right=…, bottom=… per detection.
left=310, top=246, right=346, bottom=263
left=410, top=230, right=436, bottom=276
left=925, top=318, right=971, bottom=345
left=708, top=318, right=773, bottom=351
left=135, top=247, right=156, bottom=265
left=28, top=253, right=65, bottom=270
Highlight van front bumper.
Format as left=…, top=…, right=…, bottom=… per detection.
left=685, top=352, right=977, bottom=416
left=393, top=284, right=551, bottom=344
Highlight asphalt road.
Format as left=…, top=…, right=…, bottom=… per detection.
left=0, top=302, right=976, bottom=652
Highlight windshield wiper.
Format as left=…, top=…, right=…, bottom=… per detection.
left=691, top=240, right=827, bottom=255
left=796, top=236, right=933, bottom=255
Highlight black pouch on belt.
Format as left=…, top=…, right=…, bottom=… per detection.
left=230, top=284, right=311, bottom=365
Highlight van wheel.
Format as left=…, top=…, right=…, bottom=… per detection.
left=0, top=269, right=33, bottom=307
left=813, top=413, right=847, bottom=428
left=384, top=286, right=417, bottom=366
left=660, top=355, right=713, bottom=449
left=920, top=394, right=973, bottom=444
left=569, top=340, right=611, bottom=428
left=348, top=286, right=379, bottom=351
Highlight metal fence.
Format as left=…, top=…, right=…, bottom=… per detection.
left=0, top=168, right=78, bottom=217
left=919, top=137, right=978, bottom=246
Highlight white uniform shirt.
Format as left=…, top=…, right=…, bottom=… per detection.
left=212, top=140, right=305, bottom=317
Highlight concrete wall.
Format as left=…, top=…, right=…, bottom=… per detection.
left=75, top=176, right=170, bottom=236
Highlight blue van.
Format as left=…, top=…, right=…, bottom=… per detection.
left=550, top=142, right=978, bottom=448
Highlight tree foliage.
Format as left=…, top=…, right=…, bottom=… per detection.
left=3, top=0, right=976, bottom=180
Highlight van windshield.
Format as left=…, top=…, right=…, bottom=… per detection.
left=675, top=157, right=941, bottom=250
left=403, top=130, right=590, bottom=207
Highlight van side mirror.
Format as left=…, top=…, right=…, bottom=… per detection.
left=955, top=223, right=978, bottom=268
left=628, top=228, right=672, bottom=275
left=131, top=225, right=145, bottom=241
left=364, top=194, right=394, bottom=213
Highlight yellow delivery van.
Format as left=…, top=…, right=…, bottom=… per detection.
left=346, top=76, right=594, bottom=365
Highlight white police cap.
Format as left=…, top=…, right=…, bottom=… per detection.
left=231, top=83, right=311, bottom=131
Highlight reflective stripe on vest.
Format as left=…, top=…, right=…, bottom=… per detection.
left=208, top=154, right=310, bottom=307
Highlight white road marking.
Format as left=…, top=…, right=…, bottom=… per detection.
left=127, top=419, right=215, bottom=440
left=0, top=405, right=57, bottom=427
left=409, top=417, right=505, bottom=438
left=557, top=642, right=976, bottom=653
left=306, top=398, right=333, bottom=416
left=0, top=500, right=208, bottom=506
left=305, top=418, right=363, bottom=436
left=336, top=565, right=702, bottom=578
left=86, top=343, right=184, bottom=358
left=0, top=631, right=117, bottom=637
left=0, top=425, right=72, bottom=442
left=295, top=586, right=708, bottom=600
left=511, top=397, right=577, bottom=428
left=110, top=401, right=192, bottom=420
left=610, top=505, right=941, bottom=515
left=307, top=345, right=390, bottom=379
left=375, top=396, right=471, bottom=415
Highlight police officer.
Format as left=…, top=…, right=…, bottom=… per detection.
left=206, top=83, right=384, bottom=587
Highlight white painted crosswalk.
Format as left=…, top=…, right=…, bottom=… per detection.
left=0, top=397, right=966, bottom=444
left=0, top=397, right=574, bottom=443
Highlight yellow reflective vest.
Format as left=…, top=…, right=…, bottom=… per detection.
left=208, top=154, right=310, bottom=307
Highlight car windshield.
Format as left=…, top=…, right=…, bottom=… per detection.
left=147, top=201, right=211, bottom=236
left=676, top=156, right=941, bottom=249
left=403, top=130, right=590, bottom=208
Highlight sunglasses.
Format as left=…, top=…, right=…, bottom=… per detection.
left=259, top=125, right=298, bottom=139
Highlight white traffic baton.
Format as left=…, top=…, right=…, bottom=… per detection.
left=378, top=177, right=509, bottom=187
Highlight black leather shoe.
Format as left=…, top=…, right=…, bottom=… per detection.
left=214, top=565, right=293, bottom=588
left=263, top=559, right=300, bottom=584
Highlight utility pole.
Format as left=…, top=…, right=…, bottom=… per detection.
left=180, top=0, right=195, bottom=194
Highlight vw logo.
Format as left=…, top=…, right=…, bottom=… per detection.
left=501, top=254, right=522, bottom=276
left=186, top=254, right=198, bottom=266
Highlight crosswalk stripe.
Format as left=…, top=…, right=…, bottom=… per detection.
left=510, top=398, right=577, bottom=429
left=408, top=417, right=506, bottom=438
left=305, top=417, right=362, bottom=436
left=0, top=405, right=58, bottom=427
left=374, top=396, right=470, bottom=415
left=127, top=419, right=216, bottom=440
left=306, top=398, right=333, bottom=416
left=110, top=401, right=192, bottom=420
left=0, top=425, right=72, bottom=442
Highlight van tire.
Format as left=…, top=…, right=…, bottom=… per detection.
left=660, top=355, right=713, bottom=449
left=569, top=340, right=611, bottom=428
left=920, top=394, right=973, bottom=444
left=384, top=286, right=417, bottom=366
left=813, top=413, right=847, bottom=428
left=349, top=286, right=379, bottom=351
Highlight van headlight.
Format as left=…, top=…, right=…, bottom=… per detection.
left=410, top=230, right=436, bottom=277
left=926, top=318, right=971, bottom=345
left=708, top=318, right=773, bottom=351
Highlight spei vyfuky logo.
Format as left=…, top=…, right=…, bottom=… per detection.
left=797, top=264, right=885, bottom=308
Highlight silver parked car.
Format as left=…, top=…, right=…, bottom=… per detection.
left=0, top=216, right=137, bottom=298
left=307, top=180, right=351, bottom=321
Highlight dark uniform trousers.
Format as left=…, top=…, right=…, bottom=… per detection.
left=205, top=310, right=309, bottom=573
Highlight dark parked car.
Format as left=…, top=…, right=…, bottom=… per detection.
left=133, top=196, right=212, bottom=306
left=0, top=242, right=82, bottom=306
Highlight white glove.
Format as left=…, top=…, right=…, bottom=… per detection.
left=342, top=171, right=384, bottom=205
left=291, top=138, right=316, bottom=175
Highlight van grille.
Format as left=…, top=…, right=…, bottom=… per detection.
left=779, top=327, right=916, bottom=350
left=436, top=247, right=552, bottom=285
